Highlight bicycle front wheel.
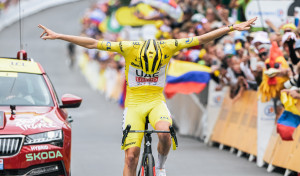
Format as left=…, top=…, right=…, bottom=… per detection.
left=143, top=154, right=155, bottom=176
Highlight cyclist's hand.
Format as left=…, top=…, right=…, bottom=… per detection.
left=233, top=17, right=257, bottom=31
left=38, top=24, right=59, bottom=40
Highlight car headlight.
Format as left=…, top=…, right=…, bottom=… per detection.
left=24, top=130, right=63, bottom=147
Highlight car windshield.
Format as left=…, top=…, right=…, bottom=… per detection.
left=0, top=72, right=54, bottom=106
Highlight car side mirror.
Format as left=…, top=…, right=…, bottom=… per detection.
left=59, top=94, right=82, bottom=108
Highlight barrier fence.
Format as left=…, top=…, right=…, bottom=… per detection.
left=211, top=91, right=257, bottom=155
left=78, top=51, right=124, bottom=101
left=210, top=90, right=300, bottom=175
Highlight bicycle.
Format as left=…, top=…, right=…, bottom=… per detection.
left=121, top=116, right=178, bottom=176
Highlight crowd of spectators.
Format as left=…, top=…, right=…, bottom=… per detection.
left=79, top=0, right=300, bottom=102
left=79, top=1, right=125, bottom=74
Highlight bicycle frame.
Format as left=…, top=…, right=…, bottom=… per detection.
left=139, top=119, right=154, bottom=176
left=121, top=116, right=178, bottom=176
left=143, top=119, right=153, bottom=155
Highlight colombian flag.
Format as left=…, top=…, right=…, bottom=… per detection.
left=277, top=92, right=300, bottom=140
left=164, top=60, right=211, bottom=98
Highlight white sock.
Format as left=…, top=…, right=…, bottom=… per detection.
left=157, top=153, right=167, bottom=169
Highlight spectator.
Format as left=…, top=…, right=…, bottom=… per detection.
left=287, top=37, right=300, bottom=65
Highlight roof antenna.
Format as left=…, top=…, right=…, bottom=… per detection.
left=17, top=0, right=28, bottom=60
left=18, top=0, right=23, bottom=50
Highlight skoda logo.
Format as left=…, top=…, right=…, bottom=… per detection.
left=264, top=105, right=275, bottom=116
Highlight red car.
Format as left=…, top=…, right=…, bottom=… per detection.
left=0, top=51, right=82, bottom=176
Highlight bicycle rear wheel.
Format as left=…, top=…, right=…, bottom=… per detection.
left=141, top=154, right=155, bottom=176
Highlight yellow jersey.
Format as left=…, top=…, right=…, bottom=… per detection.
left=97, top=37, right=199, bottom=107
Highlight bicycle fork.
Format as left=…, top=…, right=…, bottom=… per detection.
left=139, top=133, right=155, bottom=176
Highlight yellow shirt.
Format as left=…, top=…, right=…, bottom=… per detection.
left=97, top=38, right=199, bottom=107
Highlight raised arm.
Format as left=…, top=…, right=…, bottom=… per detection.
left=38, top=24, right=98, bottom=49
left=197, top=17, right=257, bottom=44
left=38, top=24, right=125, bottom=53
left=174, top=17, right=257, bottom=51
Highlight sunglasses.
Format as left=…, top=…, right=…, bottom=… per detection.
left=284, top=29, right=292, bottom=33
left=259, top=52, right=268, bottom=58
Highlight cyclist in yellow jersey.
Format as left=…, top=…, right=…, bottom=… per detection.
left=38, top=17, right=256, bottom=176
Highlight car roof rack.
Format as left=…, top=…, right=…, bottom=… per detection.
left=0, top=57, right=33, bottom=61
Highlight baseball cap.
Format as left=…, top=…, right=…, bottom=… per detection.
left=224, top=43, right=236, bottom=55
left=191, top=13, right=205, bottom=23
left=251, top=31, right=270, bottom=45
left=234, top=31, right=246, bottom=42
left=282, top=32, right=297, bottom=44
left=282, top=23, right=297, bottom=31
left=258, top=44, right=270, bottom=53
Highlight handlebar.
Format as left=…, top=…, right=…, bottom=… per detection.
left=121, top=124, right=178, bottom=149
left=121, top=124, right=131, bottom=146
left=169, top=126, right=178, bottom=148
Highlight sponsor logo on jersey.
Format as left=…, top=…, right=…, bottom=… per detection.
left=125, top=142, right=136, bottom=147
left=185, top=37, right=193, bottom=44
left=119, top=42, right=124, bottom=52
left=131, top=62, right=140, bottom=68
left=135, top=70, right=159, bottom=83
left=106, top=42, right=111, bottom=50
left=175, top=39, right=178, bottom=47
left=128, top=65, right=166, bottom=87
left=136, top=77, right=159, bottom=83
left=160, top=41, right=166, bottom=48
left=160, top=116, right=169, bottom=120
left=133, top=42, right=140, bottom=49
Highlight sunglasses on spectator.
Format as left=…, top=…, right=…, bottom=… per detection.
left=284, top=29, right=292, bottom=33
left=266, top=63, right=280, bottom=69
left=259, top=52, right=268, bottom=58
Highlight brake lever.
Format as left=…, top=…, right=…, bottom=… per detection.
left=169, top=126, right=178, bottom=147
left=121, top=125, right=131, bottom=146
